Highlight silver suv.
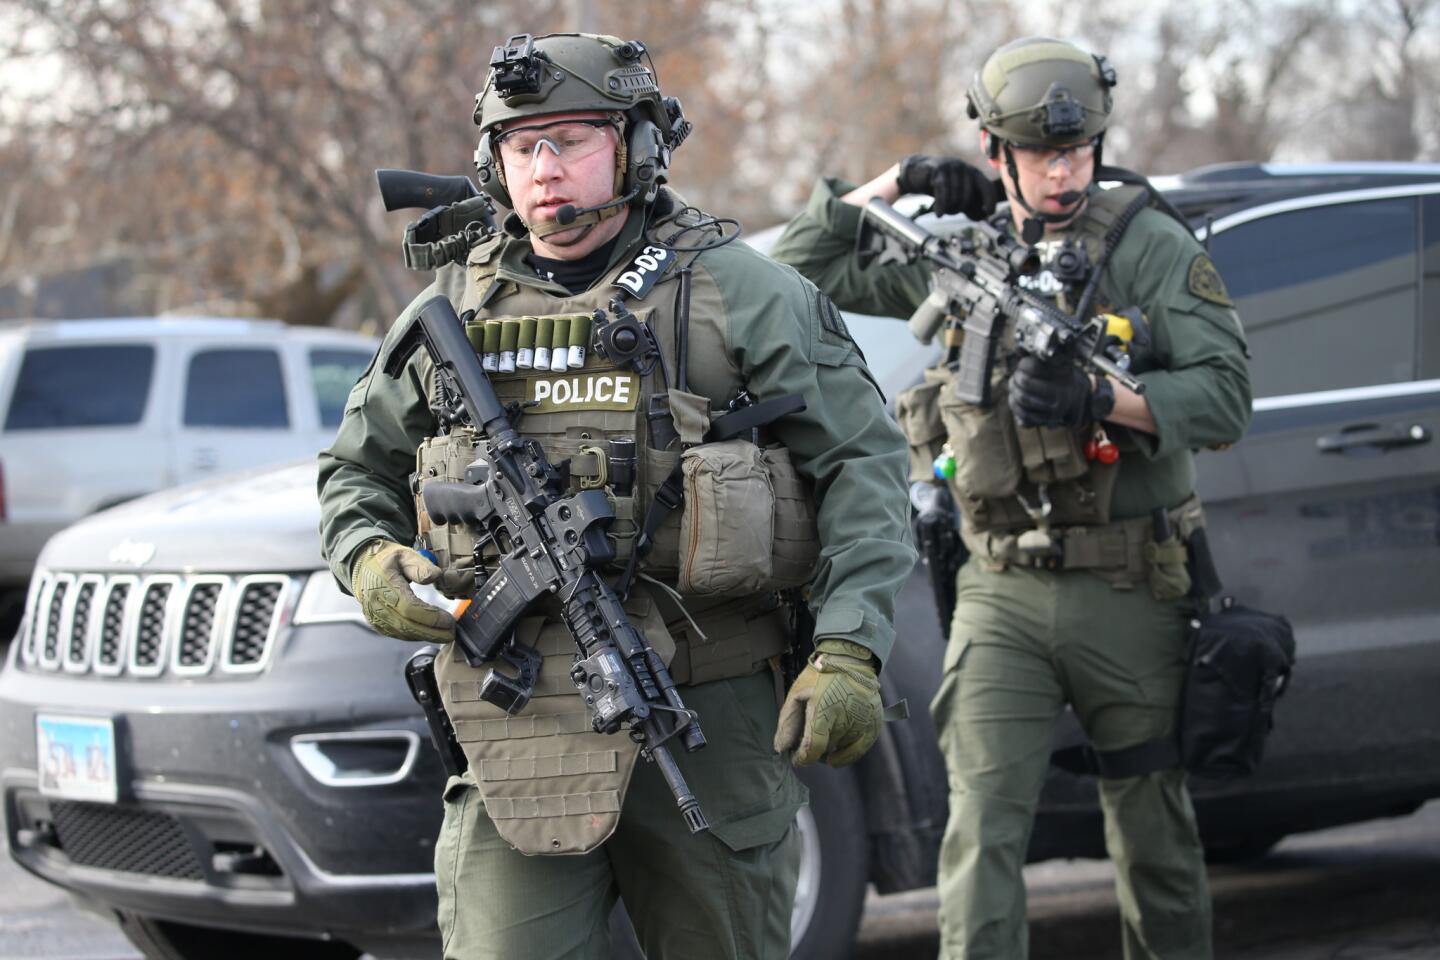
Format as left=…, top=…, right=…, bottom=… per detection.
left=0, top=318, right=377, bottom=627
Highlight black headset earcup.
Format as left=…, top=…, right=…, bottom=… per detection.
left=473, top=131, right=512, bottom=210
left=625, top=118, right=666, bottom=206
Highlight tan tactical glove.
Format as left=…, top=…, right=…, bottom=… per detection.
left=349, top=540, right=456, bottom=643
left=774, top=638, right=883, bottom=768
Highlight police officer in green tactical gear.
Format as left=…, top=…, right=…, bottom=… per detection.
left=317, top=32, right=914, bottom=960
left=770, top=36, right=1252, bottom=960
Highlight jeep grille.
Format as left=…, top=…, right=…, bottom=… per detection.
left=42, top=579, right=68, bottom=666
left=66, top=581, right=96, bottom=665
left=96, top=581, right=131, bottom=670
left=177, top=582, right=223, bottom=668
left=19, top=572, right=294, bottom=679
left=230, top=581, right=282, bottom=666
left=132, top=581, right=172, bottom=671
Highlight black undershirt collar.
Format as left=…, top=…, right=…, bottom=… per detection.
left=525, top=236, right=620, bottom=295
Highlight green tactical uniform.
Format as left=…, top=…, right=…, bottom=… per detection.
left=318, top=191, right=914, bottom=959
left=770, top=175, right=1252, bottom=960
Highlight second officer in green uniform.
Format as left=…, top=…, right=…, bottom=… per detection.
left=771, top=36, right=1252, bottom=960
left=318, top=31, right=913, bottom=960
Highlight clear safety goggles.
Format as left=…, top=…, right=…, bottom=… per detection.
left=1011, top=137, right=1099, bottom=171
left=494, top=119, right=615, bottom=168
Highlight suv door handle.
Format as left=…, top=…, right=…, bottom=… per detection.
left=192, top=447, right=219, bottom=471
left=1316, top=423, right=1431, bottom=454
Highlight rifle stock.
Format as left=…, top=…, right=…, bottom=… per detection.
left=375, top=168, right=479, bottom=211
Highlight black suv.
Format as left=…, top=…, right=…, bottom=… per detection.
left=3, top=162, right=1439, bottom=959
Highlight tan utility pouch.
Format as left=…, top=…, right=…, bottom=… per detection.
left=1015, top=425, right=1089, bottom=484
left=414, top=430, right=481, bottom=599
left=763, top=445, right=820, bottom=588
left=1146, top=535, right=1191, bottom=601
left=676, top=439, right=818, bottom=595
left=1146, top=496, right=1206, bottom=601
left=937, top=373, right=1023, bottom=500
left=894, top=367, right=949, bottom=483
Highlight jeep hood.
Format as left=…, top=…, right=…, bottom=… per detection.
left=36, top=460, right=330, bottom=574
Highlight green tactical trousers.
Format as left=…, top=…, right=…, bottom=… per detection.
left=931, top=562, right=1212, bottom=960
left=434, top=672, right=805, bottom=960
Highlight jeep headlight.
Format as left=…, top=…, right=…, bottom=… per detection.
left=293, top=571, right=367, bottom=627
left=292, top=570, right=462, bottom=628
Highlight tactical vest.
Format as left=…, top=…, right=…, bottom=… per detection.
left=423, top=225, right=815, bottom=855
left=896, top=186, right=1205, bottom=582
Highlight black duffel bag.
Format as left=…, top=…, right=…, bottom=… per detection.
left=1051, top=596, right=1296, bottom=781
left=1177, top=597, right=1295, bottom=779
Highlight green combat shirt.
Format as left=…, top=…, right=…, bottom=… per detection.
left=317, top=203, right=916, bottom=663
left=769, top=177, right=1254, bottom=520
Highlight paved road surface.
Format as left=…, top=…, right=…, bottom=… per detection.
left=3, top=802, right=1438, bottom=959
left=857, top=800, right=1440, bottom=959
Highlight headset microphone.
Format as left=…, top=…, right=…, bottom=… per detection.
left=1057, top=190, right=1085, bottom=205
left=555, top=182, right=644, bottom=227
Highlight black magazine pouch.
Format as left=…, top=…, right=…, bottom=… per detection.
left=1179, top=598, right=1296, bottom=779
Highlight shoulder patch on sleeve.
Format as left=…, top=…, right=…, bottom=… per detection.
left=1187, top=253, right=1234, bottom=307
left=818, top=294, right=854, bottom=345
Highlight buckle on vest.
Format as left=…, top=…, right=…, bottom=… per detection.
left=1015, top=527, right=1064, bottom=570
left=652, top=474, right=684, bottom=512
left=577, top=443, right=609, bottom=490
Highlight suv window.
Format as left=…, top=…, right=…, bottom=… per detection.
left=184, top=348, right=288, bottom=428
left=308, top=349, right=372, bottom=428
left=1210, top=197, right=1418, bottom=397
left=4, top=344, right=155, bottom=430
left=1421, top=194, right=1440, bottom=380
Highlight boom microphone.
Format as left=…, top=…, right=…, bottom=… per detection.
left=555, top=182, right=644, bottom=226
left=1057, top=190, right=1085, bottom=205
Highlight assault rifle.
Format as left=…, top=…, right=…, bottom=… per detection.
left=857, top=199, right=1146, bottom=407
left=384, top=295, right=710, bottom=834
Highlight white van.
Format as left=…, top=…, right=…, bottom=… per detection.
left=0, top=317, right=378, bottom=603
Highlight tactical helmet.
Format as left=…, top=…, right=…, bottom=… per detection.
left=966, top=37, right=1116, bottom=148
left=472, top=33, right=691, bottom=215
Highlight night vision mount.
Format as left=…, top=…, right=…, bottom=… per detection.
left=490, top=34, right=547, bottom=97
left=1038, top=83, right=1086, bottom=140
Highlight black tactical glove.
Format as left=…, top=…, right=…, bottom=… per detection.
left=1008, top=355, right=1107, bottom=428
left=896, top=154, right=998, bottom=220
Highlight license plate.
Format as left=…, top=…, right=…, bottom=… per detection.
left=36, top=714, right=118, bottom=803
